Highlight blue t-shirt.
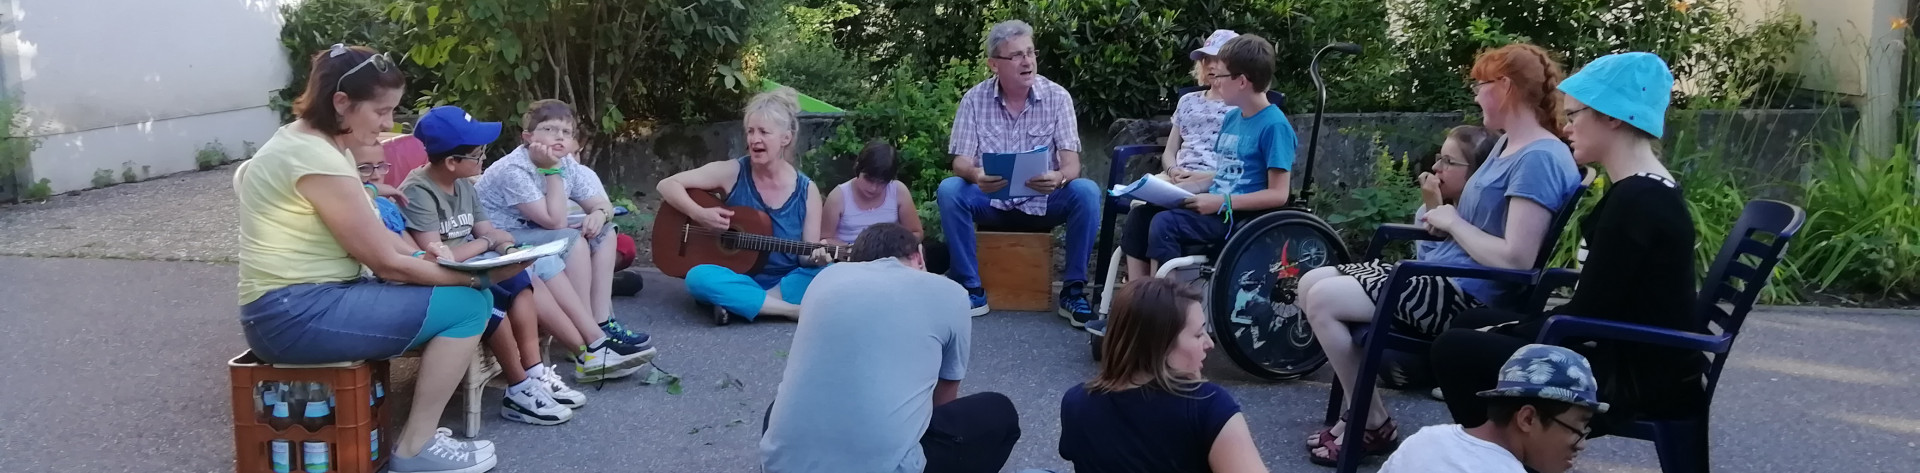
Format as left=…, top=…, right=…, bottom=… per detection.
left=1208, top=104, right=1298, bottom=196
left=1424, top=136, right=1580, bottom=305
left=1059, top=381, right=1242, bottom=473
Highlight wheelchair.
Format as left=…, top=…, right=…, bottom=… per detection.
left=1087, top=43, right=1363, bottom=381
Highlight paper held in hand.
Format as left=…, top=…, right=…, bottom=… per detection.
left=1110, top=174, right=1195, bottom=208
left=981, top=145, right=1052, bottom=200
left=438, top=239, right=572, bottom=271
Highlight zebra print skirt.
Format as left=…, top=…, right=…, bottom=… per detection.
left=1331, top=260, right=1482, bottom=337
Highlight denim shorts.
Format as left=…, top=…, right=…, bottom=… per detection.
left=240, top=279, right=492, bottom=364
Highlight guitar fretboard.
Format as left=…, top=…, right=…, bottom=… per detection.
left=683, top=225, right=843, bottom=257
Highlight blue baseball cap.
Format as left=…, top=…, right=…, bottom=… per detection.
left=1557, top=52, right=1673, bottom=138
left=1477, top=344, right=1610, bottom=413
left=414, top=106, right=503, bottom=155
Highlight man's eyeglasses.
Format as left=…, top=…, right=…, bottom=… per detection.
left=356, top=163, right=392, bottom=175
left=1546, top=415, right=1593, bottom=441
left=330, top=44, right=394, bottom=93
left=992, top=49, right=1040, bottom=62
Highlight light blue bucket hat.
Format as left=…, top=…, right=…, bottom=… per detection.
left=1477, top=344, right=1610, bottom=413
left=1557, top=52, right=1674, bottom=138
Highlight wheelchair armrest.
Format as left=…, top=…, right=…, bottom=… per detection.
left=1365, top=224, right=1445, bottom=260
left=1538, top=315, right=1731, bottom=354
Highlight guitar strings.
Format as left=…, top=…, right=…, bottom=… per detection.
left=680, top=225, right=842, bottom=253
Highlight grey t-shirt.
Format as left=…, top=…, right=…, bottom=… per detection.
left=760, top=258, right=972, bottom=473
left=1423, top=136, right=1580, bottom=305
left=398, top=168, right=488, bottom=248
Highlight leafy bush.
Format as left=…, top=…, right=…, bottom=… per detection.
left=752, top=3, right=871, bottom=108
left=1393, top=0, right=1809, bottom=112
left=383, top=0, right=764, bottom=157
left=1791, top=138, right=1920, bottom=300
left=195, top=141, right=230, bottom=171
left=272, top=0, right=427, bottom=122
left=1326, top=138, right=1425, bottom=260
left=806, top=58, right=984, bottom=237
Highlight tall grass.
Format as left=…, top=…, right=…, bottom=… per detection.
left=1786, top=137, right=1920, bottom=301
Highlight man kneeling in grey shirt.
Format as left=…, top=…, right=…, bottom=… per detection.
left=761, top=222, right=1020, bottom=473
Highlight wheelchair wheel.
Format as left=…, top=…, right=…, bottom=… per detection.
left=1205, top=210, right=1351, bottom=381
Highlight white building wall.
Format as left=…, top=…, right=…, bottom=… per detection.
left=3, top=0, right=292, bottom=194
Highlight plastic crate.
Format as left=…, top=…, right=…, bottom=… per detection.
left=229, top=351, right=390, bottom=473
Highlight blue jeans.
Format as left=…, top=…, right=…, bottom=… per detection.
left=936, top=176, right=1101, bottom=289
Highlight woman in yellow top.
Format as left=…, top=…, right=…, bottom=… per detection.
left=233, top=44, right=520, bottom=473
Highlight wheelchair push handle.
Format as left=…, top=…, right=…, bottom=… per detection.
left=1299, top=42, right=1362, bottom=211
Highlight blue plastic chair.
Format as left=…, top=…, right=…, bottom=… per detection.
left=1327, top=166, right=1597, bottom=473
left=1531, top=199, right=1803, bottom=473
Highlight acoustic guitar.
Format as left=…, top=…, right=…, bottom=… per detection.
left=650, top=191, right=852, bottom=279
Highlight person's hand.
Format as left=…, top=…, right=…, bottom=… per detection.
left=1183, top=193, right=1227, bottom=215
left=484, top=260, right=537, bottom=284
left=973, top=168, right=1009, bottom=195
left=425, top=242, right=452, bottom=261
left=806, top=240, right=833, bottom=266
left=1419, top=172, right=1444, bottom=209
left=577, top=210, right=608, bottom=239
left=526, top=138, right=563, bottom=169
left=695, top=206, right=734, bottom=230
left=1422, top=204, right=1462, bottom=236
left=1026, top=170, right=1063, bottom=194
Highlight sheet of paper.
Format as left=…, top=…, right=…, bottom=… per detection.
left=1110, top=174, right=1195, bottom=208
left=438, top=239, right=571, bottom=271
left=981, top=146, right=1052, bottom=200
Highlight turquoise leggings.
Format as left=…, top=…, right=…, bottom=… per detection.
left=407, top=286, right=495, bottom=348
left=686, top=264, right=823, bottom=321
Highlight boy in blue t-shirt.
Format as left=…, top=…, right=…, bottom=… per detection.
left=1141, top=34, right=1298, bottom=271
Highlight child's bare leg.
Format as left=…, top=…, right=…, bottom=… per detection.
left=589, top=232, right=617, bottom=323
left=511, top=288, right=544, bottom=367
left=538, top=274, right=604, bottom=346
left=532, top=278, right=587, bottom=353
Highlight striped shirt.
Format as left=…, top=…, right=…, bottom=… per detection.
left=948, top=75, right=1082, bottom=215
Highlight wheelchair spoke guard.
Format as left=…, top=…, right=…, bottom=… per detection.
left=1206, top=210, right=1350, bottom=380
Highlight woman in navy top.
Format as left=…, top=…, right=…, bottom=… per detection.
left=1058, top=277, right=1269, bottom=473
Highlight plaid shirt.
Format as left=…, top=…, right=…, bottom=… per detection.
left=949, top=75, right=1082, bottom=215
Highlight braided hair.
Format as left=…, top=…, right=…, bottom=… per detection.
left=1470, top=43, right=1568, bottom=140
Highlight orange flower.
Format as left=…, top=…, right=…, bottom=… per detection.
left=1894, top=17, right=1911, bottom=30
left=1672, top=0, right=1691, bottom=13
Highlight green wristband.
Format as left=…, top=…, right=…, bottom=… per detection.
left=537, top=167, right=565, bottom=176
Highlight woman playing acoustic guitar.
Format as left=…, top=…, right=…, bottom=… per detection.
left=658, top=87, right=833, bottom=323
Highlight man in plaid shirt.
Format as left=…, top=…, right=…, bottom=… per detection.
left=937, top=19, right=1103, bottom=326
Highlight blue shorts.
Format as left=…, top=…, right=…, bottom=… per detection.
left=240, top=279, right=492, bottom=364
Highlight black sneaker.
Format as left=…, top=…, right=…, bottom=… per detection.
left=1059, top=282, right=1095, bottom=328
left=599, top=317, right=653, bottom=349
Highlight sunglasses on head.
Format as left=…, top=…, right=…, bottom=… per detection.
left=330, top=44, right=395, bottom=93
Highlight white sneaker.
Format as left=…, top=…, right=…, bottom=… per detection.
left=432, top=428, right=493, bottom=457
left=537, top=365, right=587, bottom=408
left=574, top=339, right=655, bottom=383
left=389, top=434, right=497, bottom=473
left=501, top=380, right=574, bottom=425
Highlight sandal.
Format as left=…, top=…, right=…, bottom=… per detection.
left=1305, top=414, right=1347, bottom=449
left=1308, top=417, right=1399, bottom=467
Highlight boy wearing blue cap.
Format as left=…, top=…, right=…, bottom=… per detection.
left=1431, top=51, right=1708, bottom=447
left=408, top=107, right=658, bottom=420
left=1382, top=345, right=1602, bottom=473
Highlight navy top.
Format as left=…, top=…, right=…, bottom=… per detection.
left=725, top=156, right=812, bottom=288
left=1059, top=381, right=1242, bottom=473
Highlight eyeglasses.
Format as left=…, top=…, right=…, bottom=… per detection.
left=330, top=44, right=394, bottom=93
left=1438, top=156, right=1472, bottom=168
left=355, top=162, right=392, bottom=175
left=992, top=49, right=1040, bottom=62
left=1546, top=415, right=1594, bottom=441
left=532, top=125, right=575, bottom=138
left=451, top=147, right=488, bottom=163
left=1564, top=106, right=1593, bottom=122
left=1208, top=72, right=1241, bottom=82
left=1469, top=79, right=1497, bottom=93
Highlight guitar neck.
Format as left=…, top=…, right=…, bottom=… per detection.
left=724, top=233, right=843, bottom=256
